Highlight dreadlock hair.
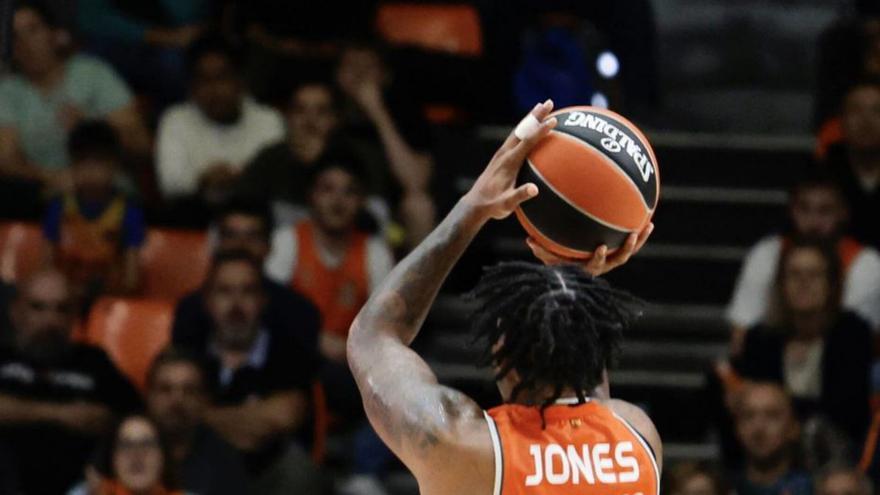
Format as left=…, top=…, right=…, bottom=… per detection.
left=470, top=261, right=641, bottom=414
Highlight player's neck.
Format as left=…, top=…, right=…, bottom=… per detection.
left=515, top=387, right=594, bottom=406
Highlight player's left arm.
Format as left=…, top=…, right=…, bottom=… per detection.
left=347, top=101, right=558, bottom=475
left=608, top=399, right=664, bottom=472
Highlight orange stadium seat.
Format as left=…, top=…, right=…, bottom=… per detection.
left=0, top=222, right=45, bottom=284
left=140, top=229, right=210, bottom=300
left=375, top=3, right=483, bottom=57
left=84, top=297, right=174, bottom=391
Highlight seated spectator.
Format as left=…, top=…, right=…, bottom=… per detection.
left=69, top=414, right=184, bottom=495
left=76, top=0, right=210, bottom=108
left=815, top=464, right=872, bottom=495
left=734, top=238, right=873, bottom=444
left=665, top=461, right=729, bottom=495
left=825, top=80, right=880, bottom=250
left=43, top=121, right=145, bottom=303
left=733, top=382, right=812, bottom=495
left=233, top=1, right=378, bottom=104
left=236, top=81, right=341, bottom=224
left=0, top=2, right=149, bottom=208
left=239, top=76, right=435, bottom=247
left=172, top=199, right=320, bottom=354
left=0, top=269, right=141, bottom=494
left=173, top=250, right=323, bottom=494
left=266, top=159, right=393, bottom=364
left=265, top=158, right=394, bottom=495
left=727, top=168, right=880, bottom=349
left=156, top=35, right=284, bottom=211
left=336, top=43, right=436, bottom=246
left=145, top=348, right=249, bottom=495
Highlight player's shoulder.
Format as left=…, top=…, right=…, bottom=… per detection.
left=603, top=399, right=663, bottom=470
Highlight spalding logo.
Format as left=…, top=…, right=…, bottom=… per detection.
left=600, top=137, right=622, bottom=153
left=563, top=111, right=655, bottom=184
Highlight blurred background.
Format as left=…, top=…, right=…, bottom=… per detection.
left=1, top=0, right=880, bottom=494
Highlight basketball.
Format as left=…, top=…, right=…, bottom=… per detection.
left=515, top=106, right=660, bottom=259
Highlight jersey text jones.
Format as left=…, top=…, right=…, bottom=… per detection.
left=524, top=442, right=640, bottom=486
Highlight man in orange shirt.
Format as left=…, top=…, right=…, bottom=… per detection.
left=348, top=100, right=660, bottom=495
left=265, top=156, right=394, bottom=494
left=266, top=157, right=392, bottom=364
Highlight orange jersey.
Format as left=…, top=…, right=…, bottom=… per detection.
left=291, top=221, right=370, bottom=338
left=58, top=194, right=126, bottom=284
left=485, top=399, right=659, bottom=495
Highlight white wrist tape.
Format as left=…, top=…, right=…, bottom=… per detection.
left=514, top=113, right=541, bottom=140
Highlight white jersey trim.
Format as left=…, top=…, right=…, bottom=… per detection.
left=484, top=411, right=503, bottom=495
left=611, top=411, right=661, bottom=495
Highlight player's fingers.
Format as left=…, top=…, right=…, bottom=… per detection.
left=494, top=99, right=556, bottom=163
left=504, top=105, right=557, bottom=168
left=497, top=183, right=539, bottom=217
left=632, top=222, right=655, bottom=255
left=493, top=101, right=545, bottom=158
left=585, top=245, right=608, bottom=275
left=527, top=237, right=563, bottom=265
left=607, top=232, right=639, bottom=268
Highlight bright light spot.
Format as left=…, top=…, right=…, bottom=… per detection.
left=591, top=92, right=609, bottom=108
left=596, top=51, right=620, bottom=78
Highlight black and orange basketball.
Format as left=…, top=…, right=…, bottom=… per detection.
left=515, top=106, right=660, bottom=259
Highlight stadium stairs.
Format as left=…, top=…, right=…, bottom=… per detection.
left=413, top=125, right=813, bottom=468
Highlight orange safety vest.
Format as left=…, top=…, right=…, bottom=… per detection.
left=485, top=399, right=660, bottom=495
left=291, top=221, right=370, bottom=338
left=58, top=195, right=126, bottom=285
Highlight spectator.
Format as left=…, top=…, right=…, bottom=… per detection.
left=172, top=199, right=320, bottom=355
left=336, top=43, right=437, bottom=246
left=733, top=382, right=812, bottom=495
left=727, top=168, right=880, bottom=349
left=145, top=348, right=249, bottom=495
left=734, top=238, right=873, bottom=444
left=236, top=82, right=342, bottom=224
left=0, top=2, right=150, bottom=215
left=231, top=1, right=378, bottom=104
left=825, top=81, right=880, bottom=250
left=815, top=464, right=872, bottom=495
left=266, top=159, right=393, bottom=364
left=76, top=0, right=210, bottom=108
left=43, top=121, right=146, bottom=302
left=0, top=269, right=141, bottom=494
left=173, top=250, right=323, bottom=494
left=69, top=414, right=184, bottom=495
left=265, top=158, right=394, bottom=495
left=156, top=34, right=284, bottom=207
left=665, top=461, right=729, bottom=495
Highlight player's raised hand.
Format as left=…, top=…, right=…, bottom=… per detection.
left=527, top=222, right=655, bottom=277
left=463, top=100, right=557, bottom=221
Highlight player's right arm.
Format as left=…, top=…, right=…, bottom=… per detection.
left=347, top=101, right=558, bottom=486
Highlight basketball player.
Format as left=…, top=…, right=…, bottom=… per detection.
left=347, top=99, right=660, bottom=495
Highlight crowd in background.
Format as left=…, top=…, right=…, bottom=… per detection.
left=0, top=1, right=879, bottom=495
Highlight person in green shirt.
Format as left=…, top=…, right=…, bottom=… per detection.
left=0, top=2, right=150, bottom=195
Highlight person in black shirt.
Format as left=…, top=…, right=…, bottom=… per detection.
left=145, top=348, right=249, bottom=495
left=172, top=199, right=321, bottom=355
left=825, top=81, right=880, bottom=250
left=0, top=269, right=141, bottom=495
left=173, top=250, right=324, bottom=494
left=734, top=238, right=872, bottom=445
